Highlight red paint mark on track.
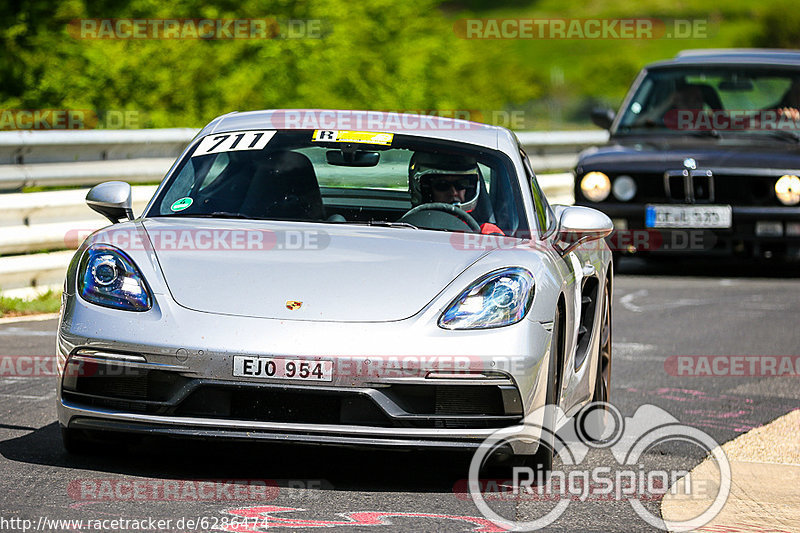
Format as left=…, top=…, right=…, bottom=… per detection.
left=222, top=505, right=508, bottom=532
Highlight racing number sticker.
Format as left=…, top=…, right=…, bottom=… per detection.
left=312, top=130, right=394, bottom=145
left=193, top=130, right=276, bottom=157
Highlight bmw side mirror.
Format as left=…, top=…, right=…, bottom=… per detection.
left=86, top=181, right=134, bottom=224
left=590, top=108, right=616, bottom=130
left=556, top=205, right=613, bottom=255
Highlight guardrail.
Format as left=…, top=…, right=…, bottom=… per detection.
left=0, top=128, right=606, bottom=297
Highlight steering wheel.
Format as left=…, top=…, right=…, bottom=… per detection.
left=400, top=202, right=481, bottom=232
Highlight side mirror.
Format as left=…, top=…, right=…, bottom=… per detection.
left=590, top=107, right=616, bottom=130
left=86, top=181, right=134, bottom=224
left=556, top=205, right=613, bottom=255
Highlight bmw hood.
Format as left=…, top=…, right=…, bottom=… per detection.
left=577, top=137, right=800, bottom=173
left=143, top=219, right=488, bottom=322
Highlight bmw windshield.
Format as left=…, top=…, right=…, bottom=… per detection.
left=616, top=67, right=800, bottom=139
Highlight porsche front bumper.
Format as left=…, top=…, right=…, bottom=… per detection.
left=56, top=291, right=554, bottom=455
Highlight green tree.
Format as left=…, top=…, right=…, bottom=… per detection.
left=1, top=0, right=543, bottom=128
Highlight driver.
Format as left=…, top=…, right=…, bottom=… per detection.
left=408, top=152, right=504, bottom=235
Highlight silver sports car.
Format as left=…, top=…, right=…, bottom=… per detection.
left=56, top=110, right=613, bottom=470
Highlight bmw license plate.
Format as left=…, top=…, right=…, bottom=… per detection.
left=645, top=204, right=732, bottom=229
left=233, top=356, right=333, bottom=382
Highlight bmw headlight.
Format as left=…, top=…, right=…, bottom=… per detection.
left=78, top=245, right=152, bottom=311
left=580, top=172, right=611, bottom=202
left=439, top=268, right=534, bottom=330
left=612, top=175, right=637, bottom=201
left=775, top=175, right=800, bottom=206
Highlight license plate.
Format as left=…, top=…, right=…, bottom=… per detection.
left=233, top=356, right=333, bottom=382
left=645, top=204, right=732, bottom=229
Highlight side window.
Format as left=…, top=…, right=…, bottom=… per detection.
left=158, top=152, right=230, bottom=213
left=160, top=160, right=195, bottom=212
left=519, top=147, right=554, bottom=237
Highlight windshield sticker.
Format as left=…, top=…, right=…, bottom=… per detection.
left=170, top=197, right=193, bottom=212
left=193, top=130, right=276, bottom=157
left=312, top=130, right=394, bottom=145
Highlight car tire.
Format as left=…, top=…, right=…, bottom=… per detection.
left=526, top=303, right=563, bottom=473
left=489, top=303, right=563, bottom=479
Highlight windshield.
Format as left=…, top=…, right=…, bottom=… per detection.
left=148, top=130, right=529, bottom=237
left=616, top=67, right=800, bottom=136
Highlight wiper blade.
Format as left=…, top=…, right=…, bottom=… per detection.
left=207, top=211, right=261, bottom=219
left=160, top=211, right=261, bottom=220
left=761, top=129, right=800, bottom=143
left=687, top=129, right=721, bottom=139
left=366, top=220, right=418, bottom=229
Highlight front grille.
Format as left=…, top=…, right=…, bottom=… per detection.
left=712, top=175, right=782, bottom=205
left=174, top=385, right=516, bottom=429
left=384, top=385, right=506, bottom=416
left=581, top=171, right=787, bottom=207
left=62, top=359, right=189, bottom=404
left=176, top=386, right=391, bottom=426
left=667, top=173, right=687, bottom=201
left=692, top=171, right=713, bottom=201
left=434, top=386, right=504, bottom=415
left=664, top=169, right=714, bottom=203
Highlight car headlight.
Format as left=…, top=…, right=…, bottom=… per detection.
left=439, top=268, right=534, bottom=330
left=78, top=245, right=152, bottom=311
left=775, top=175, right=800, bottom=206
left=612, top=175, right=637, bottom=201
left=580, top=172, right=611, bottom=202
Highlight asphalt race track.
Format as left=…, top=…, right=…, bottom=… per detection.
left=1, top=258, right=799, bottom=532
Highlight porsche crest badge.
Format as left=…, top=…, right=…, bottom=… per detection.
left=285, top=300, right=303, bottom=311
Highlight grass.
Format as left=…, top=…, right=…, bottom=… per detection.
left=0, top=289, right=62, bottom=318
left=21, top=181, right=162, bottom=193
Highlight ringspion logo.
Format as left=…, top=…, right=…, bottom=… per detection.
left=468, top=403, right=730, bottom=531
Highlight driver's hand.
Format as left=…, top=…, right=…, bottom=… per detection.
left=779, top=107, right=800, bottom=121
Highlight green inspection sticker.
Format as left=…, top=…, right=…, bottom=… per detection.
left=170, top=197, right=193, bottom=212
